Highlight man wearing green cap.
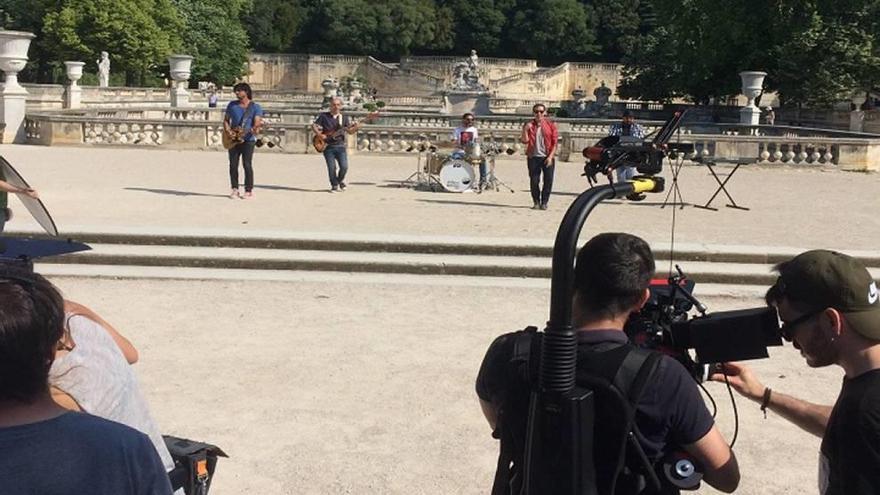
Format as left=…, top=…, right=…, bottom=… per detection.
left=711, top=250, right=880, bottom=495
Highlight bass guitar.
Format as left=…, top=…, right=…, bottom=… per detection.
left=313, top=111, right=379, bottom=152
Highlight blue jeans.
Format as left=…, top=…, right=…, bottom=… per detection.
left=323, top=146, right=349, bottom=187
left=228, top=141, right=255, bottom=191
left=616, top=165, right=637, bottom=183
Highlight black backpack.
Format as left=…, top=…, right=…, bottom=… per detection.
left=490, top=327, right=669, bottom=495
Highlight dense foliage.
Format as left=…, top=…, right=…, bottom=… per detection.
left=2, top=0, right=878, bottom=105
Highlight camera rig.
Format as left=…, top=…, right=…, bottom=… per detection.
left=582, top=110, right=695, bottom=187
left=522, top=178, right=783, bottom=494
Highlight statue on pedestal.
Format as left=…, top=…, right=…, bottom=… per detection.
left=97, top=51, right=110, bottom=87
left=449, top=49, right=487, bottom=92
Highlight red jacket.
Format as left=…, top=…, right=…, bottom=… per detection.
left=522, top=119, right=559, bottom=158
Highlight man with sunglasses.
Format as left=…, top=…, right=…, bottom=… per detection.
left=520, top=103, right=558, bottom=210
left=450, top=113, right=488, bottom=189
left=711, top=250, right=880, bottom=495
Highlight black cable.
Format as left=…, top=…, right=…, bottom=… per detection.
left=698, top=381, right=718, bottom=418
left=723, top=372, right=739, bottom=449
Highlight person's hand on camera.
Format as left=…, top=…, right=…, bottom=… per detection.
left=710, top=362, right=765, bottom=402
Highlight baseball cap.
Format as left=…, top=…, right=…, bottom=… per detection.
left=772, top=250, right=880, bottom=339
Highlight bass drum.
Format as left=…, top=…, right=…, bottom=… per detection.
left=439, top=159, right=475, bottom=192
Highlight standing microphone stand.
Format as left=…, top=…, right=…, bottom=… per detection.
left=523, top=176, right=665, bottom=495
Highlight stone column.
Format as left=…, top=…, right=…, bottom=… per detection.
left=64, top=61, right=85, bottom=109
left=0, top=30, right=35, bottom=144
left=168, top=54, right=194, bottom=107
left=739, top=71, right=767, bottom=126
left=850, top=92, right=866, bottom=133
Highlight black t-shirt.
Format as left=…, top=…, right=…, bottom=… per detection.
left=820, top=369, right=880, bottom=495
left=476, top=329, right=714, bottom=462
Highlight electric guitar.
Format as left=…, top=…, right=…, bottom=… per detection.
left=312, top=111, right=379, bottom=152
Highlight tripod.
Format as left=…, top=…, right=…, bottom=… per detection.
left=478, top=154, right=515, bottom=193
left=660, top=153, right=687, bottom=209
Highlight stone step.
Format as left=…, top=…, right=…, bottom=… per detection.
left=36, top=242, right=880, bottom=286
left=16, top=226, right=880, bottom=268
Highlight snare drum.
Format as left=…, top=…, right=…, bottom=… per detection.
left=426, top=152, right=449, bottom=175
left=438, top=159, right=475, bottom=192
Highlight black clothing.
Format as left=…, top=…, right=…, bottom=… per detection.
left=477, top=329, right=714, bottom=493
left=527, top=157, right=554, bottom=206
left=820, top=369, right=880, bottom=495
left=228, top=141, right=255, bottom=191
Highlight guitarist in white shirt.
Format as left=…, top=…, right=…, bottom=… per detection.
left=312, top=97, right=363, bottom=192
left=223, top=83, right=263, bottom=199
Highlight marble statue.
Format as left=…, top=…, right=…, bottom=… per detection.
left=97, top=51, right=110, bottom=87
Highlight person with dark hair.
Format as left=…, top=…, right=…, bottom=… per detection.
left=450, top=112, right=488, bottom=189
left=608, top=110, right=647, bottom=201
left=0, top=267, right=172, bottom=494
left=476, top=233, right=739, bottom=494
left=224, top=82, right=263, bottom=199
left=520, top=103, right=558, bottom=210
left=710, top=250, right=880, bottom=495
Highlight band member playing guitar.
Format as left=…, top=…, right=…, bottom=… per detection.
left=312, top=97, right=375, bottom=192
left=224, top=82, right=263, bottom=199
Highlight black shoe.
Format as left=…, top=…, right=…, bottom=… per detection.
left=626, top=193, right=646, bottom=201
left=540, top=203, right=548, bottom=210
left=532, top=201, right=540, bottom=210
left=339, top=182, right=347, bottom=191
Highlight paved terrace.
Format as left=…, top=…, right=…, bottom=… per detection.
left=1, top=144, right=878, bottom=495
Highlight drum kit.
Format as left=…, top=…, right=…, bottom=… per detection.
left=404, top=139, right=514, bottom=193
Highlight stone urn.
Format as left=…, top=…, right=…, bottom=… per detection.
left=0, top=30, right=36, bottom=94
left=739, top=71, right=767, bottom=125
left=322, top=77, right=339, bottom=99
left=349, top=79, right=363, bottom=101
left=168, top=54, right=194, bottom=107
left=851, top=90, right=868, bottom=132
left=64, top=61, right=85, bottom=87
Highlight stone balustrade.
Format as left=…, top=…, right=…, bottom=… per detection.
left=22, top=109, right=880, bottom=171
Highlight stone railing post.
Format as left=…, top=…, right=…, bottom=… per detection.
left=168, top=55, right=193, bottom=107
left=64, top=61, right=85, bottom=109
left=0, top=30, right=35, bottom=143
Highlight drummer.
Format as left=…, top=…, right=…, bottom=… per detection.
left=450, top=113, right=488, bottom=189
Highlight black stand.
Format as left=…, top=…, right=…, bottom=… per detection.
left=660, top=155, right=687, bottom=209
left=694, top=158, right=752, bottom=211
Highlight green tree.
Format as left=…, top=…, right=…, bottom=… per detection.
left=172, top=0, right=251, bottom=85
left=38, top=0, right=183, bottom=86
left=243, top=0, right=309, bottom=53
left=504, top=0, right=599, bottom=62
left=591, top=0, right=643, bottom=61
left=441, top=0, right=513, bottom=56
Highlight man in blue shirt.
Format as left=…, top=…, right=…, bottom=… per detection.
left=312, top=97, right=365, bottom=192
left=224, top=82, right=263, bottom=199
left=0, top=266, right=172, bottom=494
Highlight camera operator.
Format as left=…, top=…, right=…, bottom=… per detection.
left=608, top=110, right=647, bottom=201
left=711, top=250, right=880, bottom=495
left=476, top=233, right=739, bottom=494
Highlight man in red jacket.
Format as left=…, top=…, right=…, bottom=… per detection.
left=520, top=103, right=559, bottom=210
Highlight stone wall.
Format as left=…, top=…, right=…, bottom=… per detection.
left=23, top=108, right=880, bottom=171
left=243, top=53, right=623, bottom=101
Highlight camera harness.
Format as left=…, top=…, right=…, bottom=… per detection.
left=493, top=327, right=666, bottom=495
